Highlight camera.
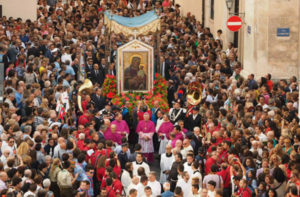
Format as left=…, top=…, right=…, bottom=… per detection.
left=142, top=105, right=148, bottom=112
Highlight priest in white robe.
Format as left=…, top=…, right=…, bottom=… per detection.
left=176, top=171, right=192, bottom=197
left=160, top=144, right=175, bottom=183
left=147, top=171, right=161, bottom=197
left=132, top=153, right=150, bottom=177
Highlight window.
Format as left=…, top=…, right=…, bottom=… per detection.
left=210, top=0, right=214, bottom=19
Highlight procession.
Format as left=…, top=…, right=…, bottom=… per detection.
left=0, top=0, right=299, bottom=197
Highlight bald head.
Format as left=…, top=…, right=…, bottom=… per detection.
left=58, top=137, right=65, bottom=144
left=132, top=176, right=139, bottom=185
left=163, top=182, right=170, bottom=191
left=0, top=172, right=8, bottom=181
left=60, top=142, right=66, bottom=150
left=24, top=169, right=32, bottom=178
left=183, top=139, right=190, bottom=147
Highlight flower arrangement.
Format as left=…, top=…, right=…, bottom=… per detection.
left=102, top=75, right=117, bottom=99
left=153, top=73, right=168, bottom=100
left=102, top=74, right=169, bottom=113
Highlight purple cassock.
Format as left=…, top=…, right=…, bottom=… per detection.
left=136, top=120, right=155, bottom=153
left=158, top=121, right=174, bottom=154
left=158, top=121, right=174, bottom=139
left=111, top=120, right=130, bottom=145
left=104, top=127, right=118, bottom=143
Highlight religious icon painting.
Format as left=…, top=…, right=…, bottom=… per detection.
left=117, top=39, right=154, bottom=94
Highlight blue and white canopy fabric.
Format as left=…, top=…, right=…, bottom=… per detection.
left=104, top=10, right=161, bottom=36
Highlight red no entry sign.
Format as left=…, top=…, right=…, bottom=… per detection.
left=227, top=16, right=242, bottom=32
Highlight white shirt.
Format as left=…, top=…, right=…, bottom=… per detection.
left=132, top=161, right=150, bottom=177
left=0, top=179, right=7, bottom=191
left=0, top=155, right=8, bottom=166
left=147, top=180, right=161, bottom=197
left=183, top=162, right=193, bottom=178
left=250, top=147, right=263, bottom=157
left=155, top=118, right=164, bottom=132
left=1, top=141, right=16, bottom=156
left=192, top=171, right=203, bottom=189
left=61, top=53, right=72, bottom=64
left=53, top=144, right=67, bottom=159
left=257, top=133, right=268, bottom=142
left=137, top=183, right=146, bottom=197
left=127, top=183, right=139, bottom=196
left=208, top=190, right=216, bottom=197
left=121, top=170, right=132, bottom=195
left=206, top=94, right=217, bottom=103
left=176, top=178, right=192, bottom=197
left=160, top=153, right=175, bottom=183
left=24, top=191, right=36, bottom=197
left=180, top=145, right=193, bottom=159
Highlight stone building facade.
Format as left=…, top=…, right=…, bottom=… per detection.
left=176, top=0, right=300, bottom=79
left=0, top=0, right=37, bottom=21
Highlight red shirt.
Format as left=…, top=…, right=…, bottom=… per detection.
left=78, top=114, right=90, bottom=126
left=217, top=167, right=231, bottom=188
left=90, top=150, right=103, bottom=167
left=137, top=110, right=152, bottom=121
left=267, top=80, right=273, bottom=91
left=113, top=165, right=122, bottom=178
left=105, top=186, right=116, bottom=197
left=237, top=187, right=252, bottom=197
left=105, top=148, right=113, bottom=157
left=96, top=167, right=105, bottom=181
left=77, top=140, right=85, bottom=150
left=162, top=0, right=171, bottom=7
left=105, top=159, right=122, bottom=177
left=82, top=100, right=89, bottom=112
left=207, top=142, right=218, bottom=153
left=113, top=179, right=122, bottom=195
left=217, top=150, right=228, bottom=164
left=205, top=157, right=216, bottom=175
left=284, top=163, right=292, bottom=179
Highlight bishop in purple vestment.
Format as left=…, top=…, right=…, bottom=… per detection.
left=136, top=112, right=155, bottom=162
left=158, top=114, right=174, bottom=154
left=111, top=112, right=130, bottom=144
left=104, top=126, right=118, bottom=143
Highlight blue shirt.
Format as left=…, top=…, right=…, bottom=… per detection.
left=87, top=175, right=94, bottom=196
left=161, top=191, right=174, bottom=197
left=62, top=79, right=70, bottom=88
left=15, top=92, right=23, bottom=109
left=54, top=62, right=61, bottom=73
left=74, top=162, right=88, bottom=181
left=122, top=108, right=129, bottom=117
left=15, top=66, right=24, bottom=77
left=19, top=35, right=29, bottom=43
left=65, top=65, right=75, bottom=76
left=151, top=107, right=159, bottom=124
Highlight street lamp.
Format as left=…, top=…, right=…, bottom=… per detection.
left=226, top=0, right=233, bottom=12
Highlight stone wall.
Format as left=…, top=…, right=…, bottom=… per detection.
left=0, top=0, right=37, bottom=21
left=242, top=0, right=300, bottom=79
left=175, top=0, right=203, bottom=22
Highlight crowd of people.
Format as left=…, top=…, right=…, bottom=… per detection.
left=0, top=0, right=300, bottom=197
